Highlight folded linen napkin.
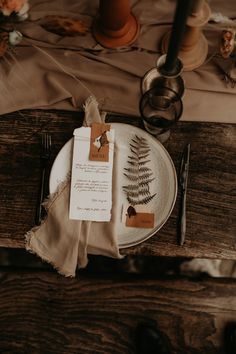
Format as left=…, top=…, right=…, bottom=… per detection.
left=26, top=96, right=123, bottom=277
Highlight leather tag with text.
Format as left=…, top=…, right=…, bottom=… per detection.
left=89, top=123, right=111, bottom=162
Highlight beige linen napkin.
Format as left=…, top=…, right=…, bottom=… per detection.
left=26, top=96, right=122, bottom=277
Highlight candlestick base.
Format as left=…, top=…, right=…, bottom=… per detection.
left=93, top=13, right=139, bottom=48
left=161, top=30, right=208, bottom=71
left=161, top=1, right=210, bottom=71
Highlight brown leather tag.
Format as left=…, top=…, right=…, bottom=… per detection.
left=126, top=213, right=154, bottom=228
left=89, top=123, right=111, bottom=162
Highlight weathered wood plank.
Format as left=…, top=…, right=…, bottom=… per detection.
left=0, top=271, right=235, bottom=354
left=0, top=110, right=235, bottom=259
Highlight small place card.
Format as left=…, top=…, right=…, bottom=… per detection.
left=69, top=126, right=115, bottom=222
left=122, top=204, right=154, bottom=229
left=125, top=212, right=154, bottom=228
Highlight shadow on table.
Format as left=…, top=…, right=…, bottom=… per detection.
left=0, top=248, right=235, bottom=278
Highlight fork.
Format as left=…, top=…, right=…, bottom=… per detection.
left=35, top=133, right=52, bottom=226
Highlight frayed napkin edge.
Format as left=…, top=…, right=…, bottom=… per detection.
left=25, top=230, right=76, bottom=278
left=83, top=95, right=98, bottom=110
left=25, top=178, right=76, bottom=277
left=43, top=178, right=70, bottom=211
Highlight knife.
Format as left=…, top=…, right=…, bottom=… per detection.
left=178, top=143, right=191, bottom=246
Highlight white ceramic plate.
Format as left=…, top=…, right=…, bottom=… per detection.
left=49, top=123, right=177, bottom=248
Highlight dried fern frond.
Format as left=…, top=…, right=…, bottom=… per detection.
left=139, top=152, right=150, bottom=160
left=40, top=16, right=89, bottom=37
left=139, top=172, right=153, bottom=181
left=138, top=167, right=151, bottom=173
left=124, top=166, right=151, bottom=174
left=134, top=135, right=149, bottom=146
left=124, top=173, right=139, bottom=181
left=139, top=178, right=155, bottom=187
left=125, top=187, right=150, bottom=198
left=132, top=146, right=150, bottom=154
left=138, top=193, right=157, bottom=205
left=139, top=159, right=151, bottom=166
left=130, top=147, right=139, bottom=157
left=127, top=195, right=138, bottom=205
left=127, top=160, right=137, bottom=166
left=124, top=167, right=139, bottom=174
left=128, top=155, right=138, bottom=161
left=123, top=135, right=157, bottom=206
left=130, top=143, right=150, bottom=153
left=123, top=184, right=139, bottom=191
left=123, top=184, right=150, bottom=193
left=127, top=193, right=156, bottom=206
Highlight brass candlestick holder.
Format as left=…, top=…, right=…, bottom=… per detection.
left=140, top=0, right=192, bottom=143
left=141, top=54, right=184, bottom=98
left=162, top=0, right=211, bottom=71
left=140, top=54, right=184, bottom=143
left=92, top=0, right=140, bottom=48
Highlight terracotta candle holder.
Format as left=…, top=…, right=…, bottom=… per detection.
left=92, top=0, right=140, bottom=48
left=162, top=0, right=211, bottom=71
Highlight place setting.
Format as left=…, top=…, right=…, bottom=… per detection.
left=49, top=121, right=178, bottom=250
left=26, top=91, right=180, bottom=276
left=25, top=0, right=195, bottom=277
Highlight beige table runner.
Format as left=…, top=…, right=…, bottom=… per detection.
left=0, top=0, right=235, bottom=123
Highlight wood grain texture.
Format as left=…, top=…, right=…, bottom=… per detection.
left=0, top=110, right=235, bottom=259
left=0, top=271, right=235, bottom=354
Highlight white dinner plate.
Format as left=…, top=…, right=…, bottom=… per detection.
left=49, top=123, right=177, bottom=248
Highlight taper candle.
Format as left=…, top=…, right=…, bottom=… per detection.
left=163, top=0, right=192, bottom=74
left=191, top=0, right=204, bottom=15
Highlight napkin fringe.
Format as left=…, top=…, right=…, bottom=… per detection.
left=42, top=178, right=70, bottom=211
left=25, top=230, right=75, bottom=277
left=25, top=178, right=75, bottom=277
left=83, top=95, right=98, bottom=112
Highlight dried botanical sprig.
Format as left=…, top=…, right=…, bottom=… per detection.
left=123, top=135, right=156, bottom=206
left=40, top=15, right=89, bottom=37
left=123, top=187, right=151, bottom=198
left=0, top=0, right=29, bottom=17
left=139, top=159, right=151, bottom=166
left=0, top=0, right=29, bottom=57
left=127, top=193, right=156, bottom=206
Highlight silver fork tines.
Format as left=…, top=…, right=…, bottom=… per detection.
left=35, top=133, right=52, bottom=225
left=41, top=133, right=51, bottom=162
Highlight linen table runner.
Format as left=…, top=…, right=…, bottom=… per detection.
left=0, top=0, right=235, bottom=123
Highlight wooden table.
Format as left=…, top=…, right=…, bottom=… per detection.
left=0, top=271, right=236, bottom=354
left=0, top=109, right=236, bottom=354
left=0, top=109, right=235, bottom=260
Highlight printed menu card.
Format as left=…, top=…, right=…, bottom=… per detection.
left=69, top=124, right=114, bottom=222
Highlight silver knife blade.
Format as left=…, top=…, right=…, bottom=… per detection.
left=180, top=143, right=190, bottom=190
left=178, top=143, right=191, bottom=245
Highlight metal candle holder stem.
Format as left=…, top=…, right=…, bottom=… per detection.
left=140, top=54, right=184, bottom=143
left=140, top=0, right=193, bottom=143
left=141, top=54, right=184, bottom=99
